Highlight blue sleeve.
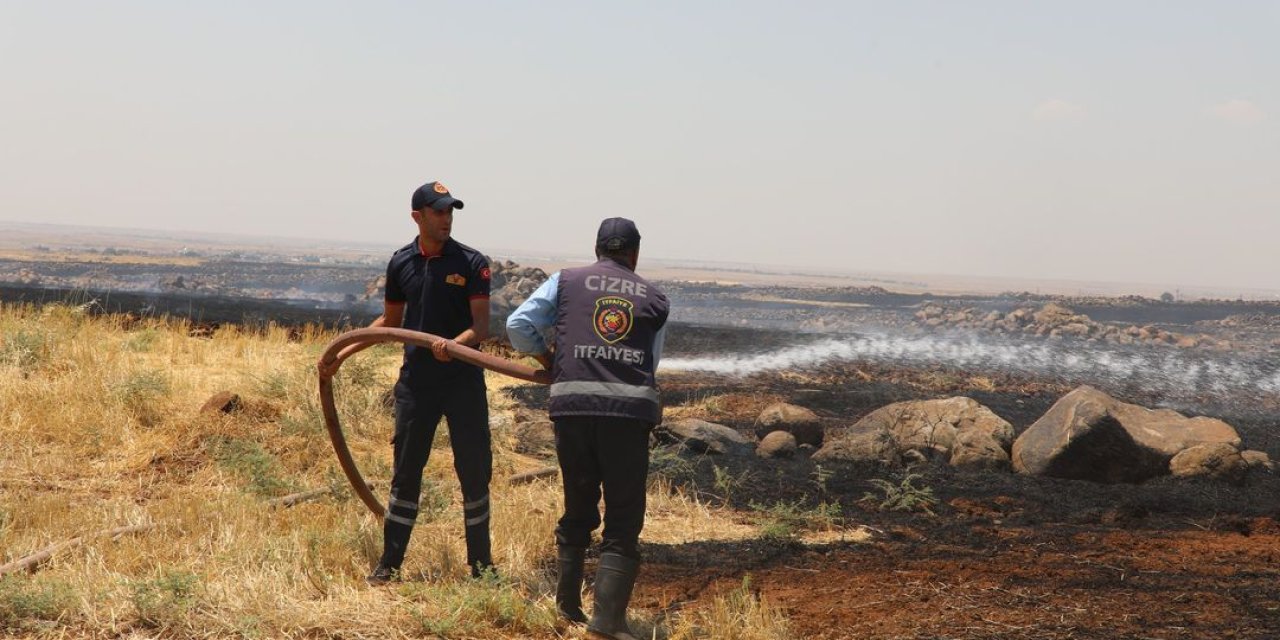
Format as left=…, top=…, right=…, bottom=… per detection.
left=506, top=271, right=560, bottom=355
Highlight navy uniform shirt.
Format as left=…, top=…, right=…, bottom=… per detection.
left=385, top=237, right=491, bottom=386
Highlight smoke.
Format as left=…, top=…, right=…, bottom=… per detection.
left=660, top=331, right=1280, bottom=403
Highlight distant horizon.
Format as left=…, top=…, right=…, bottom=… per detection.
left=2, top=3, right=1275, bottom=294
left=4, top=218, right=1278, bottom=301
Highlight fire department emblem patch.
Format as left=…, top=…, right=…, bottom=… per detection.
left=593, top=296, right=634, bottom=344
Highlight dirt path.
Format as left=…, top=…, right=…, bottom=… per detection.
left=638, top=517, right=1280, bottom=639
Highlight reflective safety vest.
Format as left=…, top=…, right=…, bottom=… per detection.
left=549, top=258, right=669, bottom=423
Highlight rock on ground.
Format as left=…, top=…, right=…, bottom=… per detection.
left=814, top=397, right=1012, bottom=470
left=1012, top=385, right=1242, bottom=483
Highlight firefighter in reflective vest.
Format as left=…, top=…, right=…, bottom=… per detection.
left=506, top=217, right=669, bottom=640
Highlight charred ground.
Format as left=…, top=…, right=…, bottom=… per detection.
left=507, top=320, right=1280, bottom=639
left=5, top=254, right=1280, bottom=638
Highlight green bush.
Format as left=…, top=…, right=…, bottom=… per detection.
left=124, top=329, right=160, bottom=353
left=0, top=576, right=76, bottom=629
left=0, top=329, right=49, bottom=373
left=863, top=473, right=938, bottom=514
left=130, top=570, right=200, bottom=629
left=750, top=499, right=843, bottom=540
left=212, top=437, right=296, bottom=497
left=112, top=370, right=171, bottom=407
left=402, top=570, right=557, bottom=636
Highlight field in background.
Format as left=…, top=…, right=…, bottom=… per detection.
left=0, top=303, right=794, bottom=639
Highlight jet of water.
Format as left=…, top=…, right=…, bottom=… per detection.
left=661, top=331, right=1280, bottom=406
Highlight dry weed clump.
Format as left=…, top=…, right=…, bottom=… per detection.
left=668, top=575, right=792, bottom=640
left=0, top=302, right=793, bottom=638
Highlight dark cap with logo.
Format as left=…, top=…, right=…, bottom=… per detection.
left=596, top=217, right=641, bottom=251
left=411, top=181, right=465, bottom=212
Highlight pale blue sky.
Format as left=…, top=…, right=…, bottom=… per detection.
left=2, top=2, right=1276, bottom=289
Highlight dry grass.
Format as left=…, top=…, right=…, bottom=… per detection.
left=667, top=575, right=792, bottom=640
left=0, top=302, right=794, bottom=638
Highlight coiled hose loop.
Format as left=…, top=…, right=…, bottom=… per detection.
left=318, top=327, right=551, bottom=518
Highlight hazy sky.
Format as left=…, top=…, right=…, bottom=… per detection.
left=2, top=2, right=1276, bottom=290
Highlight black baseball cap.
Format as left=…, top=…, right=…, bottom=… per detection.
left=596, top=217, right=641, bottom=251
left=411, top=181, right=465, bottom=212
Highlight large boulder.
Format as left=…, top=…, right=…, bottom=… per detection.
left=200, top=391, right=242, bottom=415
left=1242, top=450, right=1275, bottom=474
left=1169, top=443, right=1248, bottom=484
left=1012, top=386, right=1242, bottom=483
left=513, top=420, right=556, bottom=458
left=754, top=403, right=824, bottom=446
left=950, top=429, right=1012, bottom=471
left=814, top=397, right=1013, bottom=469
left=654, top=418, right=752, bottom=456
left=756, top=431, right=798, bottom=459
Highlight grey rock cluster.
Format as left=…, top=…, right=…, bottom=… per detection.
left=652, top=386, right=1271, bottom=486
left=915, top=302, right=1232, bottom=350
left=487, top=260, right=550, bottom=336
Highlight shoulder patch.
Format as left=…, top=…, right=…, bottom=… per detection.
left=479, top=267, right=491, bottom=280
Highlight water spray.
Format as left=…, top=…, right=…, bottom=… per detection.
left=661, top=330, right=1280, bottom=409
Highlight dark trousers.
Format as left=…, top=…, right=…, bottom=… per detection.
left=381, top=377, right=492, bottom=570
left=553, top=416, right=651, bottom=560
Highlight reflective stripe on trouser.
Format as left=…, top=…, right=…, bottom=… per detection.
left=553, top=415, right=651, bottom=560
left=463, top=493, right=491, bottom=570
left=380, top=378, right=492, bottom=569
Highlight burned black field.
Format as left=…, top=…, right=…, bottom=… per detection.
left=5, top=263, right=1280, bottom=638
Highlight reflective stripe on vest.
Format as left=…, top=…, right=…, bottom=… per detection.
left=550, top=380, right=659, bottom=403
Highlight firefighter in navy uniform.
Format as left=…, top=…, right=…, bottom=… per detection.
left=318, top=181, right=496, bottom=584
left=506, top=218, right=669, bottom=640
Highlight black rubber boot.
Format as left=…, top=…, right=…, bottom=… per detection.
left=465, top=510, right=494, bottom=579
left=586, top=553, right=640, bottom=640
left=366, top=562, right=400, bottom=586
left=556, top=545, right=588, bottom=623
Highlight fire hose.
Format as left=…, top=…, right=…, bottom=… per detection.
left=318, top=327, right=551, bottom=518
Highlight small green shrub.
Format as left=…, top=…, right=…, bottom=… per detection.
left=130, top=570, right=200, bottom=629
left=112, top=370, right=171, bottom=407
left=279, top=404, right=325, bottom=437
left=124, top=329, right=160, bottom=353
left=112, top=370, right=172, bottom=426
left=750, top=500, right=843, bottom=539
left=401, top=570, right=558, bottom=636
left=0, top=330, right=49, bottom=372
left=711, top=464, right=752, bottom=504
left=863, top=473, right=938, bottom=514
left=811, top=463, right=835, bottom=494
left=0, top=576, right=75, bottom=629
left=338, top=357, right=381, bottom=390
left=254, top=369, right=294, bottom=400
left=212, top=437, right=296, bottom=497
left=417, top=479, right=451, bottom=522
left=648, top=447, right=695, bottom=486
